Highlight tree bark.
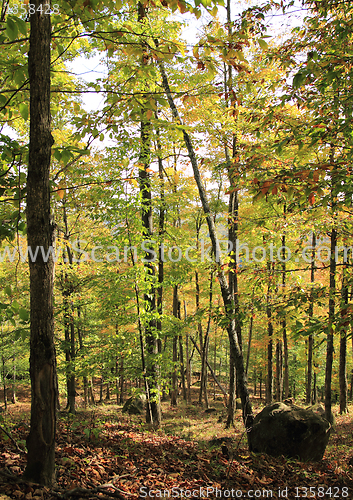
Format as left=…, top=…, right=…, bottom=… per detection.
left=325, top=226, right=336, bottom=423
left=339, top=258, right=348, bottom=414
left=266, top=263, right=273, bottom=404
left=24, top=0, right=57, bottom=485
left=171, top=286, right=178, bottom=406
left=281, top=231, right=289, bottom=399
left=306, top=233, right=316, bottom=404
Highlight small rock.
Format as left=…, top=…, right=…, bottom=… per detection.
left=122, top=395, right=146, bottom=415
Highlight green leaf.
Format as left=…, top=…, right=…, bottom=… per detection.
left=19, top=103, right=28, bottom=121
left=6, top=17, right=18, bottom=41
left=14, top=16, right=27, bottom=37
left=4, top=286, right=12, bottom=297
left=293, top=72, right=306, bottom=88
left=258, top=39, right=268, bottom=50
left=19, top=308, right=29, bottom=321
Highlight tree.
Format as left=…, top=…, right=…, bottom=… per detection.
left=23, top=0, right=58, bottom=486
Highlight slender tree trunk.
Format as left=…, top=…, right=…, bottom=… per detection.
left=99, top=375, right=104, bottom=403
left=179, top=335, right=187, bottom=401
left=281, top=231, right=289, bottom=399
left=77, top=307, right=87, bottom=408
left=325, top=226, right=336, bottom=423
left=184, top=301, right=191, bottom=404
left=266, top=263, right=273, bottom=404
left=2, top=355, right=7, bottom=411
left=156, top=127, right=165, bottom=355
left=119, top=356, right=124, bottom=404
left=246, top=299, right=254, bottom=377
left=275, top=341, right=283, bottom=401
left=259, top=371, right=262, bottom=400
left=339, top=258, right=348, bottom=414
left=68, top=307, right=75, bottom=413
left=11, top=356, right=16, bottom=404
left=171, top=286, right=179, bottom=406
left=306, top=233, right=316, bottom=404
left=226, top=352, right=236, bottom=427
left=24, top=1, right=57, bottom=485
left=89, top=378, right=95, bottom=405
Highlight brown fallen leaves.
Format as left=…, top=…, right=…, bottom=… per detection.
left=0, top=409, right=353, bottom=499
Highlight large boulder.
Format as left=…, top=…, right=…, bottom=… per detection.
left=248, top=401, right=332, bottom=462
left=122, top=395, right=146, bottom=415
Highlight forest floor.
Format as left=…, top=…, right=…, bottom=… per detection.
left=0, top=385, right=352, bottom=500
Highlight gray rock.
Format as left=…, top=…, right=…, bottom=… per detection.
left=248, top=401, right=331, bottom=462
left=122, top=395, right=146, bottom=415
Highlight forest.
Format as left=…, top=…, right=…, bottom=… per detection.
left=0, top=0, right=353, bottom=497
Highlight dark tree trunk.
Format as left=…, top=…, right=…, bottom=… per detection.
left=306, top=233, right=316, bottom=404
left=99, top=375, right=104, bottom=403
left=83, top=377, right=88, bottom=408
left=325, top=226, right=336, bottom=423
left=339, top=260, right=348, bottom=414
left=226, top=351, right=236, bottom=428
left=171, top=286, right=179, bottom=406
left=119, top=356, right=124, bottom=404
left=24, top=1, right=57, bottom=485
left=179, top=335, right=187, bottom=401
left=281, top=231, right=289, bottom=399
left=89, top=378, right=95, bottom=405
left=184, top=301, right=192, bottom=404
left=275, top=341, right=283, bottom=402
left=266, top=264, right=274, bottom=404
left=156, top=127, right=165, bottom=355
left=11, top=357, right=16, bottom=404
left=2, top=356, right=7, bottom=411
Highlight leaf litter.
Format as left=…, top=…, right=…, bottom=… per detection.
left=0, top=402, right=353, bottom=499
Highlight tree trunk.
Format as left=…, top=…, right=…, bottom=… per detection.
left=275, top=341, right=283, bottom=401
left=306, top=233, right=316, bottom=404
left=281, top=231, right=289, bottom=399
left=266, top=263, right=273, bottom=404
left=171, top=286, right=179, bottom=406
left=184, top=301, right=192, bottom=404
left=325, top=226, right=336, bottom=423
left=226, top=351, right=236, bottom=428
left=156, top=127, right=165, bottom=355
left=179, top=335, right=187, bottom=401
left=83, top=377, right=88, bottom=408
left=2, top=355, right=7, bottom=411
left=11, top=356, right=16, bottom=404
left=245, top=300, right=254, bottom=377
left=24, top=1, right=57, bottom=485
left=137, top=1, right=161, bottom=429
left=119, top=356, right=124, bottom=404
left=339, top=259, right=348, bottom=414
left=99, top=375, right=104, bottom=403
